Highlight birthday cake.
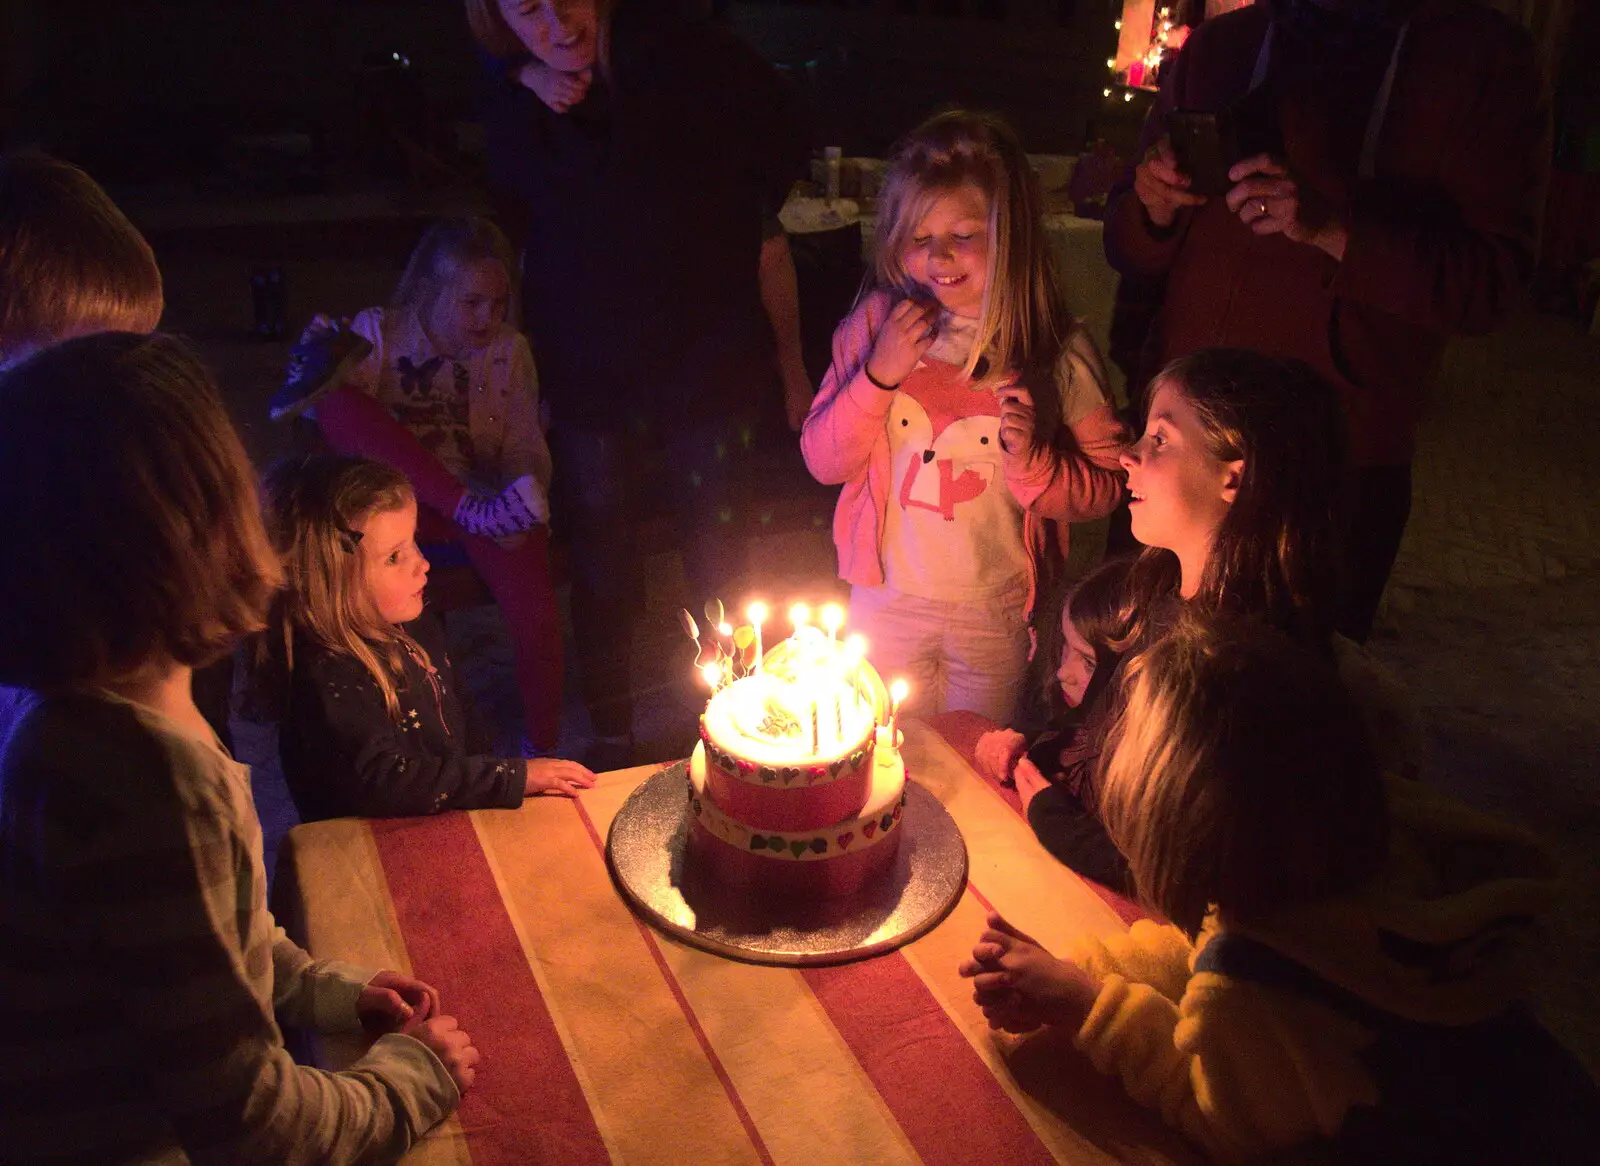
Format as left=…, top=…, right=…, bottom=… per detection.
left=682, top=608, right=907, bottom=899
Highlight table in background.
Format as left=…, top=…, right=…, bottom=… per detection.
left=274, top=717, right=1191, bottom=1165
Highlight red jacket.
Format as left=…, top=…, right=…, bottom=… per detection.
left=1104, top=0, right=1549, bottom=467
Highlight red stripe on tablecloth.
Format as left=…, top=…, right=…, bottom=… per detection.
left=967, top=881, right=998, bottom=916
left=573, top=797, right=775, bottom=1166
left=370, top=815, right=611, bottom=1166
left=801, top=956, right=1057, bottom=1166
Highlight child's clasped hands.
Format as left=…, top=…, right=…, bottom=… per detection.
left=958, top=912, right=1097, bottom=1035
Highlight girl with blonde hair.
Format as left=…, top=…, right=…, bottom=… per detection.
left=282, top=216, right=565, bottom=756
left=960, top=614, right=1596, bottom=1163
left=259, top=453, right=593, bottom=823
left=802, top=110, right=1126, bottom=724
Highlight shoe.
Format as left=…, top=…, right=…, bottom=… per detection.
left=269, top=322, right=373, bottom=422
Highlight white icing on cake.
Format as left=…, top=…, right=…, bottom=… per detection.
left=702, top=628, right=879, bottom=768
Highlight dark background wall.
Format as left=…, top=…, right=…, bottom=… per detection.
left=1, top=0, right=1145, bottom=192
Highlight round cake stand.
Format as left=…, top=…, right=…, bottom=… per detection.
left=607, top=760, right=968, bottom=967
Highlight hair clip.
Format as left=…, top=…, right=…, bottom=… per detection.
left=338, top=527, right=364, bottom=554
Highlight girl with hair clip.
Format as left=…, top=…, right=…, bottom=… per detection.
left=0, top=334, right=476, bottom=1161
left=1013, top=348, right=1420, bottom=891
left=961, top=615, right=1598, bottom=1164
left=802, top=110, right=1127, bottom=725
left=258, top=453, right=593, bottom=824
left=276, top=216, right=565, bottom=757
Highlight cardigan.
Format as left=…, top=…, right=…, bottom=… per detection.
left=279, top=611, right=524, bottom=822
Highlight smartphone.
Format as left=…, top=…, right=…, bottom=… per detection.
left=1165, top=110, right=1234, bottom=197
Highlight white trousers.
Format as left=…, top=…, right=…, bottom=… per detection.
left=849, top=581, right=1031, bottom=725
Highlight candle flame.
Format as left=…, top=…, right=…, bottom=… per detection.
left=747, top=601, right=768, bottom=624
left=890, top=678, right=909, bottom=703
left=718, top=622, right=733, bottom=637
left=821, top=603, right=843, bottom=631
left=789, top=603, right=810, bottom=629
left=845, top=633, right=867, bottom=659
left=701, top=664, right=720, bottom=689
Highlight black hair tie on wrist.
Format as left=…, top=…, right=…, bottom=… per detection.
left=864, top=366, right=900, bottom=392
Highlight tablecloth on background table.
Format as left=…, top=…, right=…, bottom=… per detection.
left=274, top=718, right=1186, bottom=1165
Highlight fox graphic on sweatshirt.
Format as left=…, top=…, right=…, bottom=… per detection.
left=892, top=384, right=1001, bottom=522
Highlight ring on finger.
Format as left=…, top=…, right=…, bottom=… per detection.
left=1251, top=198, right=1269, bottom=217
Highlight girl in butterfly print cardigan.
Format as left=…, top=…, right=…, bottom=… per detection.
left=339, top=304, right=549, bottom=503
left=315, top=218, right=563, bottom=754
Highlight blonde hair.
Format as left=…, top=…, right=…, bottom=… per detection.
left=464, top=0, right=614, bottom=72
left=392, top=216, right=519, bottom=328
left=871, top=111, right=1073, bottom=451
left=1097, top=614, right=1388, bottom=935
left=0, top=152, right=163, bottom=362
left=260, top=455, right=429, bottom=719
left=0, top=333, right=280, bottom=689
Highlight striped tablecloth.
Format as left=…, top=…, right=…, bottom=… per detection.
left=273, top=717, right=1198, bottom=1165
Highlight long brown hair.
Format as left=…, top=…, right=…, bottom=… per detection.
left=258, top=455, right=428, bottom=719
left=0, top=333, right=279, bottom=689
left=1118, top=349, right=1347, bottom=652
left=870, top=110, right=1078, bottom=454
left=1031, top=553, right=1137, bottom=719
left=1098, top=613, right=1388, bottom=935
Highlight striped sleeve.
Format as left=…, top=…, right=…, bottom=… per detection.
left=0, top=695, right=457, bottom=1164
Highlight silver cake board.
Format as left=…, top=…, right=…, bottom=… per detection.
left=607, top=760, right=968, bottom=967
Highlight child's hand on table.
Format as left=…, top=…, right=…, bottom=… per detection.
left=358, top=970, right=442, bottom=1035
left=1011, top=757, right=1052, bottom=815
left=524, top=758, right=597, bottom=797
left=974, top=728, right=1027, bottom=784
left=408, top=1015, right=480, bottom=1096
left=959, top=912, right=1097, bottom=1034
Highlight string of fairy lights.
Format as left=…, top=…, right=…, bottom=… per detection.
left=1102, top=5, right=1187, bottom=103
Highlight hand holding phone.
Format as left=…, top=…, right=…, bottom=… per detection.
left=1165, top=110, right=1235, bottom=198
left=1133, top=138, right=1208, bottom=229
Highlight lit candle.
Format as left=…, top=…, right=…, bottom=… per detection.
left=702, top=663, right=721, bottom=692
left=811, top=699, right=820, bottom=755
left=821, top=603, right=843, bottom=648
left=846, top=634, right=867, bottom=708
left=789, top=603, right=810, bottom=637
left=747, top=602, right=767, bottom=671
left=889, top=678, right=908, bottom=739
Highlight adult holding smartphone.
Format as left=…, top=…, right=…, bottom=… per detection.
left=467, top=0, right=809, bottom=768
left=1104, top=0, right=1549, bottom=642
